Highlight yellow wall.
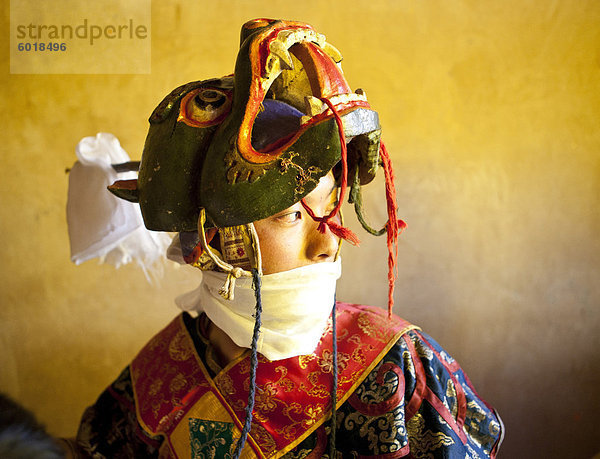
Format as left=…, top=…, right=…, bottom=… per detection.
left=1, top=1, right=598, bottom=456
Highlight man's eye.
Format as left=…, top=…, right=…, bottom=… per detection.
left=278, top=211, right=302, bottom=223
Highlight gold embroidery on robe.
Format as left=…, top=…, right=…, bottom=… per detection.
left=406, top=413, right=455, bottom=458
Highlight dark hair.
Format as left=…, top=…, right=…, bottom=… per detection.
left=0, top=394, right=64, bottom=459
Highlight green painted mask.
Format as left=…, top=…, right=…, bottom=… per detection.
left=109, top=18, right=382, bottom=231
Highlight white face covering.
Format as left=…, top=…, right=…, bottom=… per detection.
left=175, top=258, right=342, bottom=361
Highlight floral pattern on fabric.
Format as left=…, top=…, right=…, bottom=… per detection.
left=76, top=305, right=502, bottom=458
left=189, top=419, right=235, bottom=458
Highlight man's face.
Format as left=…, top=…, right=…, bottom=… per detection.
left=253, top=172, right=340, bottom=274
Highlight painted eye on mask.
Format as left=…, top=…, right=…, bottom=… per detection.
left=177, top=87, right=233, bottom=128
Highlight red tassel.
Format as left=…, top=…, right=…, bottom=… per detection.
left=327, top=220, right=361, bottom=246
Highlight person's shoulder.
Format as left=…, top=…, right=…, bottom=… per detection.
left=376, top=322, right=504, bottom=456
left=75, top=314, right=192, bottom=458
left=378, top=320, right=492, bottom=407
left=336, top=301, right=418, bottom=334
left=333, top=305, right=502, bottom=456
left=130, top=312, right=195, bottom=368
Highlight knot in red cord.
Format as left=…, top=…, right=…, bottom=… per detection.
left=301, top=200, right=361, bottom=246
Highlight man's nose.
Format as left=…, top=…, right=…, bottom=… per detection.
left=306, top=222, right=340, bottom=262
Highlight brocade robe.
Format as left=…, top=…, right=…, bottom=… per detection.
left=76, top=302, right=503, bottom=458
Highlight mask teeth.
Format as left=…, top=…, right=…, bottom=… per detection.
left=261, top=27, right=318, bottom=81
left=322, top=41, right=342, bottom=63
left=269, top=40, right=294, bottom=70
left=300, top=93, right=368, bottom=125
left=275, top=28, right=323, bottom=49
left=304, top=95, right=324, bottom=117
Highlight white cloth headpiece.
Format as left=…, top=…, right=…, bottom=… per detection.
left=66, top=133, right=171, bottom=280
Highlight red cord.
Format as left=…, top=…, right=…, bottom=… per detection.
left=300, top=98, right=406, bottom=317
left=301, top=98, right=360, bottom=246
left=380, top=141, right=407, bottom=317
